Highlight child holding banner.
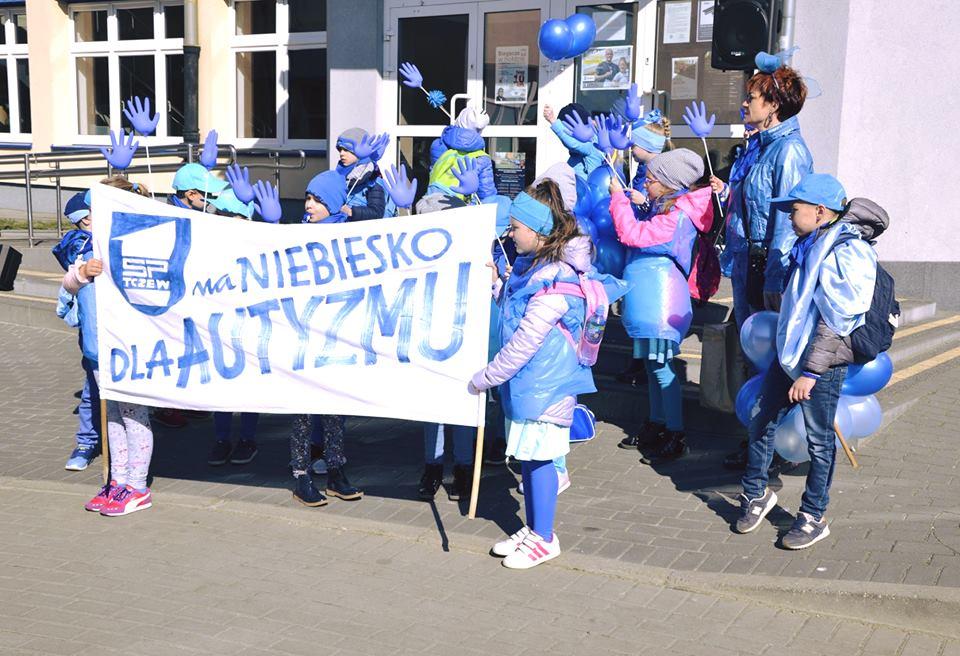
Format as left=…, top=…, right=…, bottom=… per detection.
left=63, top=177, right=158, bottom=517
left=470, top=179, right=598, bottom=569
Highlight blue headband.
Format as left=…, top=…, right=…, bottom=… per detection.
left=510, top=192, right=554, bottom=235
left=631, top=127, right=666, bottom=153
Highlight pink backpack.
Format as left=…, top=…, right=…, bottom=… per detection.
left=532, top=273, right=610, bottom=366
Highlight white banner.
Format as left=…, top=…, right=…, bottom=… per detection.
left=91, top=184, right=494, bottom=427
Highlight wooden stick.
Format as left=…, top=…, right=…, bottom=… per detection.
left=99, top=399, right=110, bottom=484
left=467, top=392, right=487, bottom=519
left=834, top=420, right=859, bottom=469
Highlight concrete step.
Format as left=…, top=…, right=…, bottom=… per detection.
left=0, top=291, right=66, bottom=332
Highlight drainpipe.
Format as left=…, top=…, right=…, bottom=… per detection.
left=778, top=0, right=796, bottom=51
left=183, top=0, right=200, bottom=145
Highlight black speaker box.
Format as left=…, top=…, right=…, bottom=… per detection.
left=711, top=0, right=781, bottom=71
left=0, top=244, right=23, bottom=291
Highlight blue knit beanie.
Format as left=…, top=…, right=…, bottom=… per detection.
left=306, top=171, right=348, bottom=214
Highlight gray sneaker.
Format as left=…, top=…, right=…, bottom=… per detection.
left=735, top=488, right=778, bottom=534
left=782, top=512, right=830, bottom=550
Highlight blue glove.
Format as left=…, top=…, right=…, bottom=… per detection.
left=200, top=129, right=218, bottom=169
left=607, top=115, right=631, bottom=151
left=561, top=111, right=594, bottom=143
left=99, top=130, right=139, bottom=170
left=371, top=133, right=390, bottom=162
left=399, top=62, right=424, bottom=89
left=682, top=101, right=716, bottom=138
left=225, top=163, right=254, bottom=203
left=450, top=157, right=480, bottom=197
left=593, top=114, right=613, bottom=156
left=122, top=96, right=160, bottom=136
left=253, top=180, right=282, bottom=223
left=352, top=133, right=388, bottom=162
left=624, top=83, right=642, bottom=122
left=382, top=164, right=418, bottom=209
left=426, top=89, right=447, bottom=108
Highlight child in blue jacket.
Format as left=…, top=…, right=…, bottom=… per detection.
left=735, top=174, right=877, bottom=550
left=542, top=103, right=602, bottom=180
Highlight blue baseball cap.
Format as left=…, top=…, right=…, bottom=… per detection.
left=64, top=191, right=91, bottom=224
left=172, top=163, right=229, bottom=194
left=770, top=174, right=847, bottom=212
left=211, top=188, right=254, bottom=218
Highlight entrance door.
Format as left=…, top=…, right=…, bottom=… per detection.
left=384, top=1, right=546, bottom=204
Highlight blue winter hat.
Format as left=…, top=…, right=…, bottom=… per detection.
left=336, top=127, right=368, bottom=154
left=483, top=194, right=513, bottom=234
left=770, top=173, right=847, bottom=212
left=306, top=170, right=348, bottom=214
left=172, top=163, right=229, bottom=194
left=211, top=188, right=254, bottom=218
left=510, top=192, right=554, bottom=235
left=64, top=191, right=90, bottom=224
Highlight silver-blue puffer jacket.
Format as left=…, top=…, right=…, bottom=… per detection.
left=740, top=115, right=813, bottom=293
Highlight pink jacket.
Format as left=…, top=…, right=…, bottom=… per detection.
left=471, top=236, right=594, bottom=425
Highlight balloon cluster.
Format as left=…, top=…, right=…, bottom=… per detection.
left=571, top=166, right=626, bottom=277
left=538, top=14, right=596, bottom=61
left=735, top=311, right=892, bottom=462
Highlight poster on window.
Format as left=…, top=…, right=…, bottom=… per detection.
left=697, top=1, right=715, bottom=42
left=492, top=152, right=526, bottom=199
left=671, top=56, right=699, bottom=100
left=494, top=46, right=528, bottom=105
left=663, top=1, right=692, bottom=44
left=580, top=46, right=633, bottom=91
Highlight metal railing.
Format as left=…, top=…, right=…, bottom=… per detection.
left=0, top=144, right=308, bottom=245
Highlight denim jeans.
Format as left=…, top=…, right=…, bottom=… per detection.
left=741, top=363, right=846, bottom=520
left=75, top=357, right=101, bottom=449
left=213, top=412, right=259, bottom=443
left=423, top=423, right=475, bottom=466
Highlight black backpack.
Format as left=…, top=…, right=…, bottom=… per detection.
left=831, top=232, right=899, bottom=364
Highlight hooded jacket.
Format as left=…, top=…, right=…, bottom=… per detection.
left=471, top=237, right=596, bottom=425
left=739, top=115, right=813, bottom=293
left=344, top=166, right=388, bottom=221
left=427, top=125, right=497, bottom=201
left=549, top=122, right=604, bottom=181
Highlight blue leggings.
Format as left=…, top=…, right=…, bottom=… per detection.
left=645, top=359, right=683, bottom=431
left=521, top=460, right=558, bottom=541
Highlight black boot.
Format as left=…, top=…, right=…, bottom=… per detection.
left=640, top=430, right=688, bottom=465
left=418, top=464, right=443, bottom=500
left=326, top=467, right=363, bottom=501
left=618, top=420, right=666, bottom=450
left=449, top=464, right=472, bottom=501
left=292, top=474, right=328, bottom=507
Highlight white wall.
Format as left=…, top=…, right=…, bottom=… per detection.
left=797, top=0, right=960, bottom=262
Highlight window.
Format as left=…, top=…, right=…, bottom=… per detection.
left=70, top=2, right=184, bottom=141
left=231, top=0, right=327, bottom=146
left=0, top=9, right=30, bottom=139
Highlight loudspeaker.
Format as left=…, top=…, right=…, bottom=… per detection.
left=710, top=0, right=781, bottom=71
left=0, top=244, right=23, bottom=291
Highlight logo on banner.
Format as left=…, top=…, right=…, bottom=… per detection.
left=109, top=212, right=191, bottom=316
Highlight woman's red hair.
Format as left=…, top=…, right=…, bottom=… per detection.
left=747, top=66, right=807, bottom=121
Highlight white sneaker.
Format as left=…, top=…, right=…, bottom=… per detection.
left=502, top=533, right=561, bottom=569
left=492, top=526, right=531, bottom=557
left=557, top=469, right=571, bottom=494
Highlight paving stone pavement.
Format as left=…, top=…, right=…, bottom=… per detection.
left=2, top=319, right=960, bottom=649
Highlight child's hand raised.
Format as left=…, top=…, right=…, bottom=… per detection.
left=542, top=105, right=556, bottom=124
left=81, top=259, right=103, bottom=279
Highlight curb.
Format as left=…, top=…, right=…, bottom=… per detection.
left=7, top=475, right=958, bottom=639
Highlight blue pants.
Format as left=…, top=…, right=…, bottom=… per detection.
left=75, top=357, right=101, bottom=449
left=522, top=460, right=558, bottom=540
left=742, top=364, right=846, bottom=520
left=645, top=359, right=683, bottom=431
left=423, top=423, right=475, bottom=465
left=213, top=412, right=259, bottom=443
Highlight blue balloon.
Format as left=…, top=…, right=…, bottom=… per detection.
left=576, top=215, right=598, bottom=244
left=739, top=311, right=778, bottom=371
left=538, top=19, right=573, bottom=61
left=589, top=195, right=616, bottom=239
left=839, top=394, right=882, bottom=439
left=774, top=402, right=855, bottom=463
left=735, top=373, right=765, bottom=427
left=573, top=176, right=592, bottom=217
left=594, top=236, right=625, bottom=277
left=587, top=166, right=613, bottom=206
left=564, top=14, right=596, bottom=58
left=842, top=352, right=893, bottom=396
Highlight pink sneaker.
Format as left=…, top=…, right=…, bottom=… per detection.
left=100, top=486, right=152, bottom=517
left=84, top=481, right=119, bottom=512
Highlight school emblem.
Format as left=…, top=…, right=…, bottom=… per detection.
left=109, top=212, right=191, bottom=316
